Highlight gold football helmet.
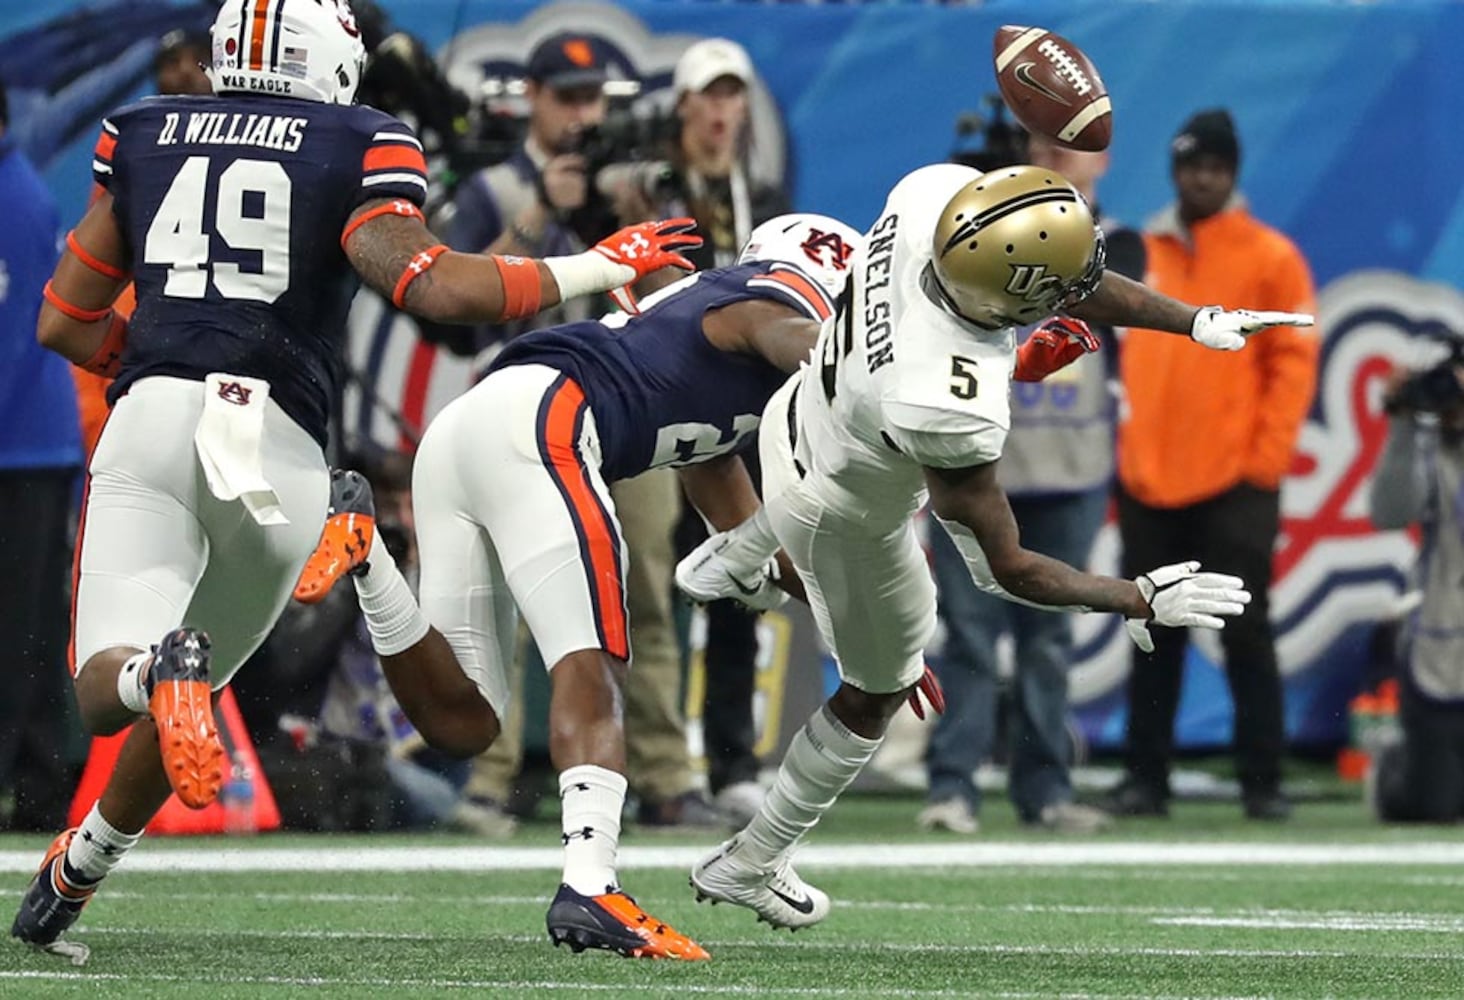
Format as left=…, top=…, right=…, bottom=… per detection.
left=931, top=166, right=1106, bottom=329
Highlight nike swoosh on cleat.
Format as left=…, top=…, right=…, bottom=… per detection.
left=767, top=885, right=815, bottom=915
left=729, top=575, right=762, bottom=598
left=1013, top=61, right=1072, bottom=106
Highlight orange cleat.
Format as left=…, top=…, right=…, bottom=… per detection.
left=293, top=469, right=376, bottom=604
left=546, top=883, right=710, bottom=961
left=11, top=828, right=98, bottom=963
left=147, top=628, right=224, bottom=809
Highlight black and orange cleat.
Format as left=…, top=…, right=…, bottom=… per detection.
left=546, top=884, right=710, bottom=961
left=10, top=828, right=98, bottom=965
left=148, top=627, right=224, bottom=810
left=293, top=469, right=376, bottom=604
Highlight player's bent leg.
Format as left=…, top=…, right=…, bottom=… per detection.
left=73, top=630, right=224, bottom=809
left=379, top=625, right=500, bottom=758
left=71, top=646, right=151, bottom=736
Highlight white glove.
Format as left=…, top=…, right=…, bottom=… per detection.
left=1125, top=560, right=1252, bottom=653
left=1189, top=306, right=1315, bottom=351
left=675, top=531, right=788, bottom=612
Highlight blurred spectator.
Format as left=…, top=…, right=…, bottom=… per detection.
left=917, top=133, right=1135, bottom=835
left=1108, top=109, right=1318, bottom=821
left=0, top=80, right=83, bottom=830
left=152, top=29, right=211, bottom=97
left=1366, top=360, right=1464, bottom=822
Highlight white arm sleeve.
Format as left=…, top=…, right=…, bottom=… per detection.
left=934, top=515, right=1092, bottom=613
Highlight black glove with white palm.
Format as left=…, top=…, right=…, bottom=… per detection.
left=1189, top=307, right=1314, bottom=351
left=1125, top=561, right=1252, bottom=653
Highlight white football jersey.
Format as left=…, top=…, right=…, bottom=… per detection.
left=791, top=163, right=1015, bottom=527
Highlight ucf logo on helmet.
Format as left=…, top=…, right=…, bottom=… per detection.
left=1005, top=263, right=1066, bottom=308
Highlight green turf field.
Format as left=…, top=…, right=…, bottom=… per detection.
left=2, top=793, right=1462, bottom=998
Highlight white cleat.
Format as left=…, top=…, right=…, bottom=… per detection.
left=690, top=836, right=830, bottom=930
left=675, top=533, right=786, bottom=611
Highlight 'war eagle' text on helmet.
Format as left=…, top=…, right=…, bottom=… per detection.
left=208, top=0, right=367, bottom=106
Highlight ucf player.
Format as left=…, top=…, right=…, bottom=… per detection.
left=12, top=0, right=699, bottom=964
left=676, top=163, right=1312, bottom=930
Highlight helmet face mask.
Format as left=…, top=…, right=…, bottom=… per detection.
left=208, top=0, right=367, bottom=106
left=738, top=213, right=863, bottom=299
left=931, top=166, right=1105, bottom=330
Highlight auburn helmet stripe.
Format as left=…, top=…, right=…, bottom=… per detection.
left=248, top=0, right=270, bottom=72
left=747, top=265, right=834, bottom=321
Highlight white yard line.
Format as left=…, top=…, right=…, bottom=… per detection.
left=32, top=926, right=1464, bottom=961
left=3, top=840, right=1464, bottom=873
left=1156, top=913, right=1464, bottom=932
left=21, top=889, right=1461, bottom=932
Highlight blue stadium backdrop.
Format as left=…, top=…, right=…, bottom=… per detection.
left=6, top=0, right=1462, bottom=753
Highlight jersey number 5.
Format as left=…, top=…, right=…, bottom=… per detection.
left=144, top=156, right=292, bottom=303
left=949, top=356, right=979, bottom=400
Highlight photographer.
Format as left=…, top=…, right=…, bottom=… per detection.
left=444, top=32, right=611, bottom=354
left=1368, top=353, right=1464, bottom=822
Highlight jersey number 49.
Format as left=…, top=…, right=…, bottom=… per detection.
left=145, top=156, right=293, bottom=303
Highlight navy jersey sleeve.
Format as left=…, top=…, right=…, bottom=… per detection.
left=349, top=108, right=429, bottom=210
left=91, top=116, right=120, bottom=191
left=743, top=262, right=835, bottom=322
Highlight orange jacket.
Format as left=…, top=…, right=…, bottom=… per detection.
left=1118, top=203, right=1319, bottom=508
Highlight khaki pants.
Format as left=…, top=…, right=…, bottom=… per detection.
left=465, top=467, right=691, bottom=804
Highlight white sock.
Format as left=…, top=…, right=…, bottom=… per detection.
left=741, top=704, right=881, bottom=868
left=352, top=531, right=429, bottom=656
left=65, top=803, right=144, bottom=885
left=558, top=765, right=627, bottom=896
left=115, top=651, right=151, bottom=715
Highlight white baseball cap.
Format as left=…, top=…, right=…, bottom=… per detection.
left=673, top=38, right=754, bottom=98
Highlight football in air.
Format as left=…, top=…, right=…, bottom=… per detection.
left=993, top=25, right=1112, bottom=152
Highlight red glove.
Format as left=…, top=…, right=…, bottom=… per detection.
left=1012, top=316, right=1100, bottom=382
left=907, top=664, right=947, bottom=721
left=593, top=217, right=703, bottom=282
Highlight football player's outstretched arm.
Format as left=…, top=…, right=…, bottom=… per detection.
left=701, top=299, right=821, bottom=374
left=36, top=192, right=132, bottom=375
left=343, top=198, right=701, bottom=324
left=1070, top=271, right=1313, bottom=351
left=925, top=460, right=1147, bottom=616
left=924, top=461, right=1250, bottom=650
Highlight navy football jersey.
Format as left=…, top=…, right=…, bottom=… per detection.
left=93, top=94, right=428, bottom=447
left=489, top=262, right=834, bottom=481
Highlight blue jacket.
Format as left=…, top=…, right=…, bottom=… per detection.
left=0, top=133, right=80, bottom=471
